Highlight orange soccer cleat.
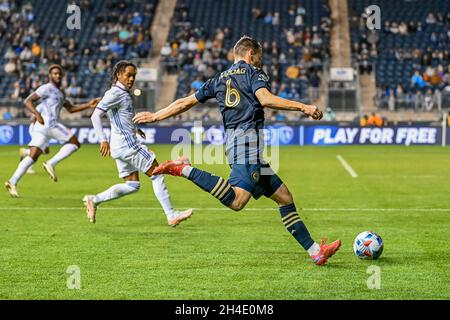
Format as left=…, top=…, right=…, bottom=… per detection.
left=311, top=239, right=342, bottom=266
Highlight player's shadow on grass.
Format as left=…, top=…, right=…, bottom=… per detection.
left=354, top=256, right=400, bottom=266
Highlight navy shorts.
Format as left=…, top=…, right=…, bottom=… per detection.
left=228, top=163, right=284, bottom=200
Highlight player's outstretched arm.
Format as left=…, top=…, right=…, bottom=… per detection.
left=64, top=98, right=101, bottom=114
left=255, top=88, right=323, bottom=120
left=133, top=94, right=199, bottom=124
left=24, top=93, right=45, bottom=125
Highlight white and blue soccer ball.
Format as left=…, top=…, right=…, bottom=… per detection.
left=353, top=231, right=384, bottom=260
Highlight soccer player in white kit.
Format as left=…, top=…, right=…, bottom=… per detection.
left=5, top=64, right=100, bottom=198
left=84, top=61, right=193, bottom=227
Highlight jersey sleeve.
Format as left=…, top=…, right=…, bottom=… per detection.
left=251, top=69, right=271, bottom=94
left=96, top=90, right=118, bottom=112
left=35, top=84, right=49, bottom=99
left=195, top=78, right=216, bottom=103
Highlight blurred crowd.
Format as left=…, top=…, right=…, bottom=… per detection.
left=1, top=0, right=154, bottom=104
left=161, top=0, right=331, bottom=119
left=351, top=6, right=450, bottom=111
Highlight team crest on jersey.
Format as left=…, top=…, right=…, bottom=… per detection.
left=252, top=171, right=260, bottom=183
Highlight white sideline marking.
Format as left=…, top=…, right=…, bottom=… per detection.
left=337, top=155, right=358, bottom=178
left=0, top=207, right=449, bottom=212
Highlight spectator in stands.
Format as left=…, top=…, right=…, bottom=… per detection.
left=426, top=12, right=437, bottom=24
left=390, top=22, right=399, bottom=34
left=423, top=89, right=435, bottom=111
left=65, top=80, right=83, bottom=98
left=132, top=12, right=143, bottom=26
left=295, top=5, right=306, bottom=26
left=277, top=83, right=289, bottom=99
left=4, top=58, right=17, bottom=74
left=323, top=108, right=336, bottom=121
left=287, top=83, right=301, bottom=101
left=360, top=115, right=369, bottom=127
left=368, top=113, right=383, bottom=127
left=264, top=12, right=273, bottom=25
left=309, top=72, right=321, bottom=101
left=388, top=88, right=395, bottom=111
left=408, top=21, right=418, bottom=33
left=398, top=22, right=408, bottom=35
left=396, top=85, right=405, bottom=109
left=272, top=12, right=280, bottom=26
left=19, top=45, right=32, bottom=62
left=191, top=77, right=204, bottom=91
left=31, top=42, right=41, bottom=58
left=286, top=65, right=300, bottom=80
left=3, top=111, right=13, bottom=121
left=95, top=59, right=107, bottom=74
left=359, top=60, right=372, bottom=75
left=411, top=71, right=427, bottom=88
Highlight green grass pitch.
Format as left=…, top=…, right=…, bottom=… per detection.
left=1, top=145, right=450, bottom=300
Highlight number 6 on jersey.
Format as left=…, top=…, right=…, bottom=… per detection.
left=225, top=79, right=241, bottom=108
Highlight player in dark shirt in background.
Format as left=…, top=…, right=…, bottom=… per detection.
left=134, top=36, right=341, bottom=266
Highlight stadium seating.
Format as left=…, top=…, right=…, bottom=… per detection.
left=348, top=0, right=450, bottom=109
left=163, top=0, right=331, bottom=103
left=0, top=0, right=157, bottom=104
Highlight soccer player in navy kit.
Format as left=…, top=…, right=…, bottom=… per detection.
left=134, top=36, right=341, bottom=266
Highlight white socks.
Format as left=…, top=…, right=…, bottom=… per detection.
left=93, top=181, right=140, bottom=205
left=151, top=175, right=177, bottom=219
left=181, top=166, right=193, bottom=178
left=307, top=243, right=321, bottom=257
left=47, top=144, right=79, bottom=167
left=92, top=176, right=177, bottom=219
left=10, top=156, right=35, bottom=185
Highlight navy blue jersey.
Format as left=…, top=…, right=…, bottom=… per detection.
left=195, top=61, right=271, bottom=165
left=195, top=60, right=271, bottom=131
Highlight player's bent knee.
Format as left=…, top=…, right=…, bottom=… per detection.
left=126, top=181, right=141, bottom=193
left=68, top=136, right=81, bottom=148
left=29, top=147, right=42, bottom=161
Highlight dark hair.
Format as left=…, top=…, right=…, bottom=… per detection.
left=48, top=64, right=63, bottom=74
left=111, top=60, right=137, bottom=84
left=233, top=36, right=262, bottom=58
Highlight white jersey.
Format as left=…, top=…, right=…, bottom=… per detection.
left=97, top=83, right=140, bottom=158
left=35, top=83, right=65, bottom=128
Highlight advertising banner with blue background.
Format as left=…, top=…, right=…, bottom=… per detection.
left=303, top=126, right=443, bottom=146
left=0, top=124, right=446, bottom=146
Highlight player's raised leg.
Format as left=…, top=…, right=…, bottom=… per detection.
left=270, top=184, right=341, bottom=266
left=5, top=146, right=43, bottom=198
left=43, top=134, right=80, bottom=182
left=153, top=158, right=252, bottom=212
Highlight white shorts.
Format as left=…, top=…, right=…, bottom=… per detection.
left=28, top=122, right=74, bottom=151
left=115, top=145, right=156, bottom=179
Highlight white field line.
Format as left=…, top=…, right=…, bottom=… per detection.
left=0, top=207, right=449, bottom=212
left=337, top=155, right=358, bottom=178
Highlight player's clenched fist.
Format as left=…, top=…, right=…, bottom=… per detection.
left=304, top=105, right=323, bottom=121
left=133, top=112, right=156, bottom=124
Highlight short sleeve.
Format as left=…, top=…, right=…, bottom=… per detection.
left=97, top=90, right=118, bottom=112
left=35, top=84, right=49, bottom=99
left=195, top=78, right=215, bottom=103
left=251, top=69, right=271, bottom=94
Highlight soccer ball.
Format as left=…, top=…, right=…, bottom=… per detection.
left=353, top=231, right=384, bottom=260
